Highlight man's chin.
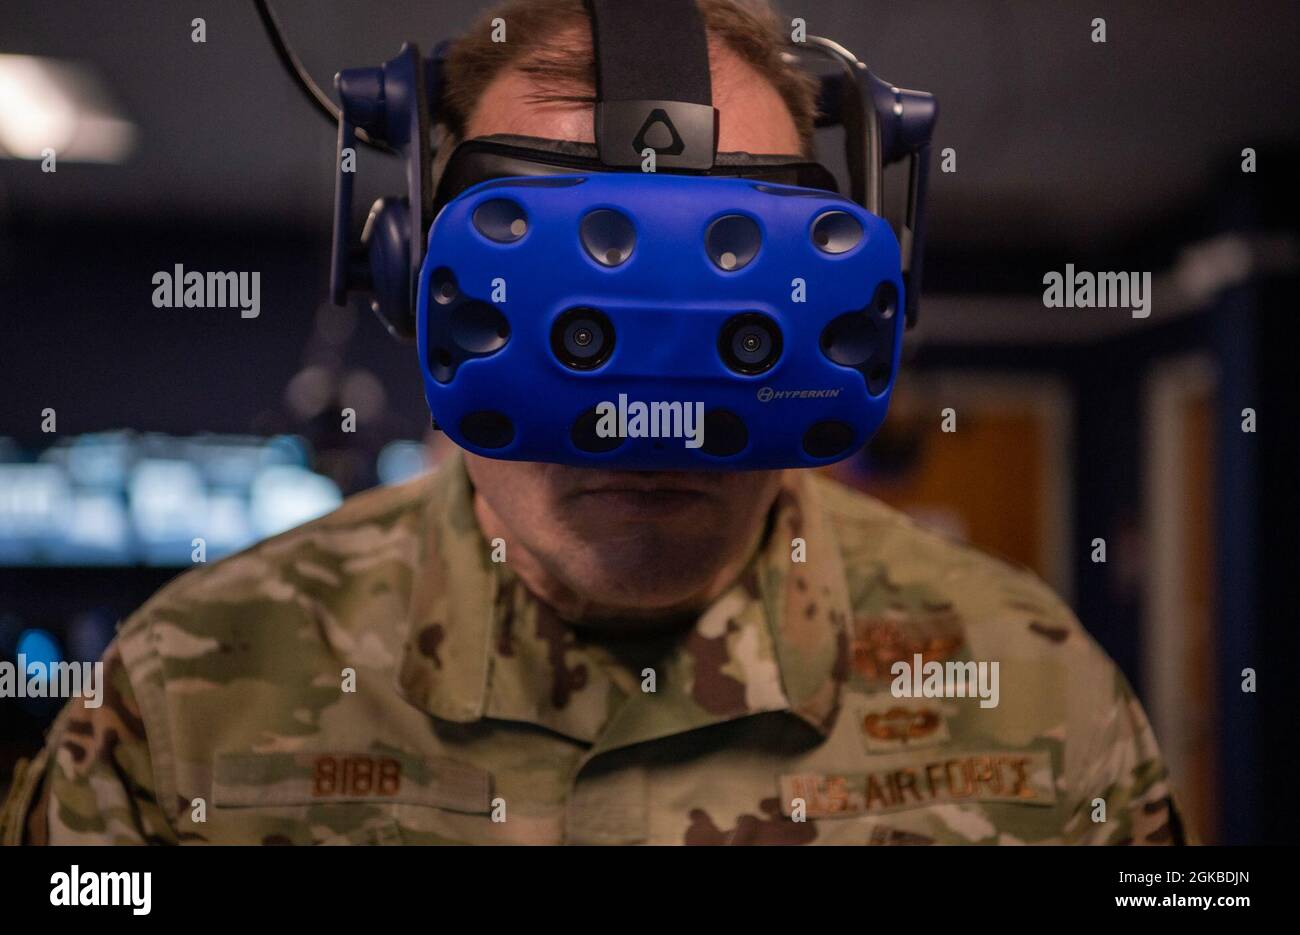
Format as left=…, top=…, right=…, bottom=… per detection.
left=552, top=553, right=732, bottom=617
left=564, top=488, right=716, bottom=522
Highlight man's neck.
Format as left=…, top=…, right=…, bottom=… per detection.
left=470, top=490, right=773, bottom=633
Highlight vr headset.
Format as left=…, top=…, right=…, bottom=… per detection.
left=256, top=0, right=937, bottom=470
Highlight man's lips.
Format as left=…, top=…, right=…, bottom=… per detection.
left=564, top=470, right=720, bottom=497
left=566, top=475, right=715, bottom=518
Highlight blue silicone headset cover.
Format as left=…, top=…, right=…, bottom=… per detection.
left=417, top=173, right=904, bottom=470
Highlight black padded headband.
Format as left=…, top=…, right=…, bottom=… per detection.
left=585, top=0, right=719, bottom=169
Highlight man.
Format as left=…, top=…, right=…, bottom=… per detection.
left=0, top=0, right=1187, bottom=845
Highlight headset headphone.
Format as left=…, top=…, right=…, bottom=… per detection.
left=256, top=0, right=937, bottom=469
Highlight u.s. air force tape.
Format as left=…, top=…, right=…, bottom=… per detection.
left=779, top=750, right=1056, bottom=819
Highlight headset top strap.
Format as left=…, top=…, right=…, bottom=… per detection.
left=586, top=0, right=718, bottom=170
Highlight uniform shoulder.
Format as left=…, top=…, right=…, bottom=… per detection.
left=810, top=472, right=1087, bottom=650
left=117, top=472, right=435, bottom=645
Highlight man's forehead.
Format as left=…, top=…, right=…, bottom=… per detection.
left=465, top=67, right=596, bottom=142
left=463, top=36, right=803, bottom=154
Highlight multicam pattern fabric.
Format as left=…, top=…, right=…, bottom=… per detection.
left=0, top=453, right=1189, bottom=845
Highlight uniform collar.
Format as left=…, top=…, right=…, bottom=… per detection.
left=396, top=453, right=495, bottom=722
left=396, top=453, right=850, bottom=745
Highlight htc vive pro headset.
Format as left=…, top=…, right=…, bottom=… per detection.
left=256, top=0, right=937, bottom=470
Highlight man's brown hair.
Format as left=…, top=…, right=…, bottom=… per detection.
left=441, top=0, right=819, bottom=155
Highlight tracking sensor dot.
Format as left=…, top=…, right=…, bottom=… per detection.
left=701, top=410, right=748, bottom=457
left=430, top=347, right=454, bottom=383
left=706, top=215, right=761, bottom=271
left=460, top=410, right=516, bottom=449
left=473, top=199, right=529, bottom=243
left=820, top=313, right=877, bottom=368
left=431, top=267, right=458, bottom=305
left=450, top=300, right=510, bottom=354
left=571, top=407, right=626, bottom=453
left=802, top=420, right=856, bottom=459
left=875, top=280, right=898, bottom=321
left=580, top=209, right=636, bottom=267
left=811, top=210, right=863, bottom=254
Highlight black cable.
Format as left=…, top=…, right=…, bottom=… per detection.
left=252, top=0, right=395, bottom=154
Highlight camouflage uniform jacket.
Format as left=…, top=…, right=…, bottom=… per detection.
left=0, top=453, right=1189, bottom=845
